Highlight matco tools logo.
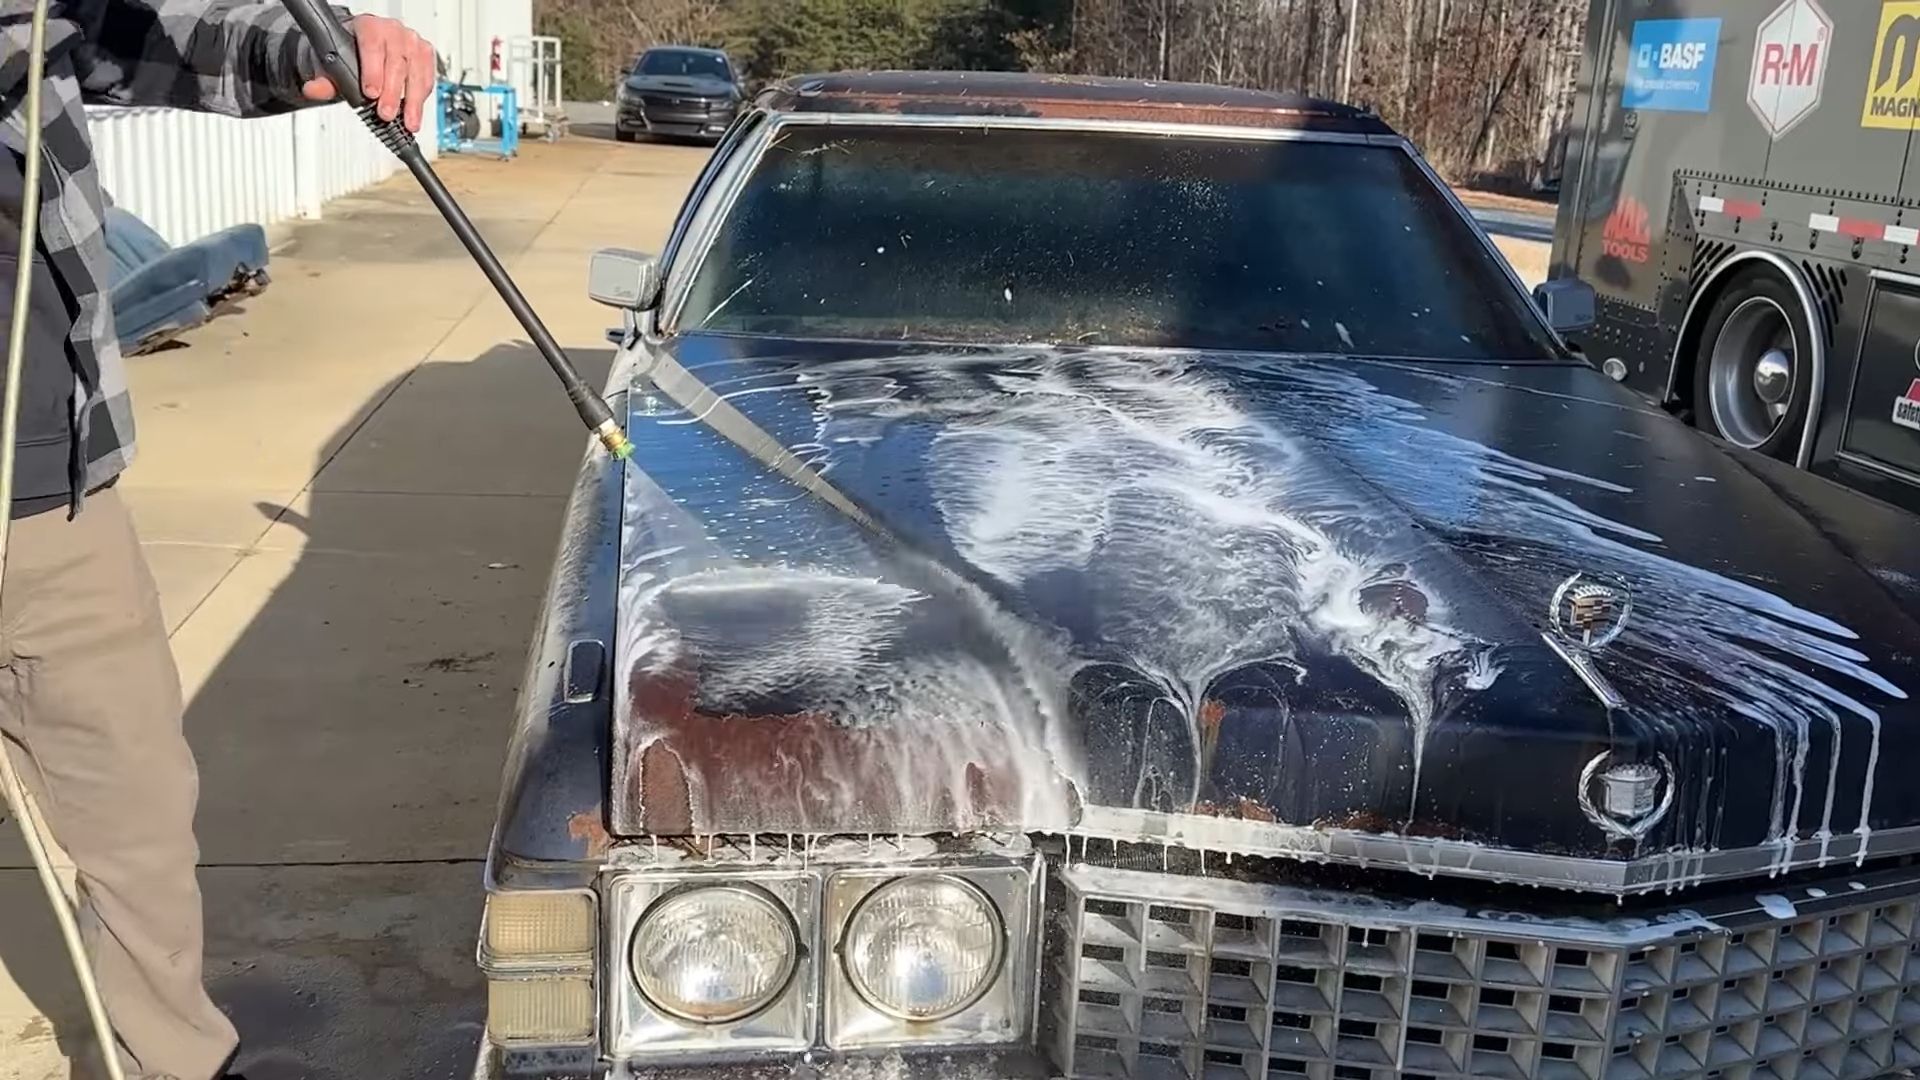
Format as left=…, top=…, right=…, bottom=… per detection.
left=1863, top=1, right=1920, bottom=128
left=1603, top=195, right=1652, bottom=263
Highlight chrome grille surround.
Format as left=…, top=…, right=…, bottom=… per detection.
left=1044, top=860, right=1920, bottom=1080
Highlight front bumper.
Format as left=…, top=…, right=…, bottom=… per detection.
left=478, top=844, right=1920, bottom=1080
left=616, top=99, right=734, bottom=138
left=474, top=1044, right=1055, bottom=1080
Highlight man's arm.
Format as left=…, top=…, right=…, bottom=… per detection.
left=69, top=0, right=436, bottom=129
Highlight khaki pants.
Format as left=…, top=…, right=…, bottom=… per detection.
left=0, top=488, right=237, bottom=1080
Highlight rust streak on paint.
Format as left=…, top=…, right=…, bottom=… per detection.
left=567, top=808, right=612, bottom=858
left=1236, top=796, right=1278, bottom=823
left=624, top=660, right=1037, bottom=834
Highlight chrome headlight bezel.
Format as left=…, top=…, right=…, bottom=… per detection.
left=823, top=860, right=1040, bottom=1050
left=603, top=869, right=818, bottom=1058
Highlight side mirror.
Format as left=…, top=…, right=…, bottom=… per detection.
left=588, top=248, right=662, bottom=311
left=1533, top=278, right=1596, bottom=333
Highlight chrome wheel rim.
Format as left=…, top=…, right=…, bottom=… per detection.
left=1707, top=296, right=1797, bottom=449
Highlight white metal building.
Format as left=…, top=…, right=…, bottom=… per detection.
left=89, top=0, right=534, bottom=246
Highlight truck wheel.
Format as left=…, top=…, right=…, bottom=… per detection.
left=1692, top=273, right=1814, bottom=460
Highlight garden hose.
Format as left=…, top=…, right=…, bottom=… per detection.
left=0, top=0, right=133, bottom=1074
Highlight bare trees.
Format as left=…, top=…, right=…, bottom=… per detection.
left=534, top=0, right=1587, bottom=185
left=1030, top=0, right=1586, bottom=184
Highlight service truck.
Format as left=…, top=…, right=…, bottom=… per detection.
left=1550, top=0, right=1920, bottom=514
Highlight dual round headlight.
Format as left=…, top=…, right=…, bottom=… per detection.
left=841, top=875, right=1006, bottom=1021
left=629, top=875, right=1006, bottom=1025
left=631, top=885, right=799, bottom=1023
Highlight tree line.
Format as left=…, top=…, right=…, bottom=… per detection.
left=537, top=0, right=1586, bottom=185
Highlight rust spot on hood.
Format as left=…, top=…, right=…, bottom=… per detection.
left=624, top=660, right=1060, bottom=834
left=1236, top=796, right=1278, bottom=823
left=568, top=808, right=611, bottom=858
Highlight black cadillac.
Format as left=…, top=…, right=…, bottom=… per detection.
left=474, top=73, right=1920, bottom=1080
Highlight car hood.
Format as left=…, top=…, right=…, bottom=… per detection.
left=610, top=337, right=1920, bottom=878
left=624, top=73, right=734, bottom=98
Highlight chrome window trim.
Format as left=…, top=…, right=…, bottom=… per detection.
left=655, top=115, right=778, bottom=339
left=1837, top=448, right=1920, bottom=488
left=1830, top=268, right=1920, bottom=489
left=652, top=111, right=762, bottom=303
left=658, top=113, right=1553, bottom=348
left=1665, top=249, right=1827, bottom=469
left=1869, top=267, right=1920, bottom=289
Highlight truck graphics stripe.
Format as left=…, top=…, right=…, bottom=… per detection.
left=1700, top=195, right=1765, bottom=219
left=1808, top=212, right=1887, bottom=239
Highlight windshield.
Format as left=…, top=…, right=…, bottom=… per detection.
left=680, top=125, right=1561, bottom=360
left=635, top=50, right=731, bottom=80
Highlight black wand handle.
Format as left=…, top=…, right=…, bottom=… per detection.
left=279, top=0, right=634, bottom=459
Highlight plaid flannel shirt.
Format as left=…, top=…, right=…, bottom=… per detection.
left=0, top=0, right=329, bottom=508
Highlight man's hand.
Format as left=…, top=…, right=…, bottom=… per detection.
left=301, top=15, right=437, bottom=132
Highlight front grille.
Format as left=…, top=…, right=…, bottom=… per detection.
left=639, top=93, right=720, bottom=112
left=1044, top=862, right=1920, bottom=1080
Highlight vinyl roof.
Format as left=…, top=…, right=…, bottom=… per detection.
left=756, top=71, right=1394, bottom=134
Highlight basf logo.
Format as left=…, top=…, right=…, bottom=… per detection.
left=1623, top=17, right=1721, bottom=112
left=1749, top=0, right=1831, bottom=137
left=1863, top=1, right=1920, bottom=128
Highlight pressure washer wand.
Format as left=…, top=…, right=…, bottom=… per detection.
left=280, top=0, right=632, bottom=460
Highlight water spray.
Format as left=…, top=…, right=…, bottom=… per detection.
left=279, top=0, right=634, bottom=461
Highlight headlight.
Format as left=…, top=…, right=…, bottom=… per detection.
left=630, top=885, right=798, bottom=1023
left=839, top=875, right=1006, bottom=1021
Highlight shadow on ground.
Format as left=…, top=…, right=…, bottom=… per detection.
left=2, top=342, right=615, bottom=1080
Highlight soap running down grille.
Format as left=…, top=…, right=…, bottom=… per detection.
left=1044, top=871, right=1920, bottom=1080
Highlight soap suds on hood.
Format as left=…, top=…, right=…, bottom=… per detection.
left=613, top=348, right=1904, bottom=865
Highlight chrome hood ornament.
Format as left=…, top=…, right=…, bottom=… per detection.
left=1551, top=571, right=1632, bottom=649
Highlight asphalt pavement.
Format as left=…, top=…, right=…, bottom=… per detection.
left=1469, top=203, right=1556, bottom=243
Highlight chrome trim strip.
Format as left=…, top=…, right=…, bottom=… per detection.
left=773, top=109, right=1392, bottom=144
left=658, top=118, right=777, bottom=336
left=1664, top=248, right=1827, bottom=469
left=1072, top=805, right=1920, bottom=895
left=1400, top=138, right=1572, bottom=350
left=1869, top=267, right=1920, bottom=289
left=1541, top=632, right=1626, bottom=710
left=1837, top=448, right=1920, bottom=487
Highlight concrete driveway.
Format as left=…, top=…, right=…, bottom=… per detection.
left=0, top=134, right=711, bottom=1080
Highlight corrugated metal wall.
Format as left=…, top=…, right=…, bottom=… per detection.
left=83, top=0, right=529, bottom=247
left=87, top=102, right=433, bottom=245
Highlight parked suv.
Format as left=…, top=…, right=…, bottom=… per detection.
left=614, top=46, right=740, bottom=143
